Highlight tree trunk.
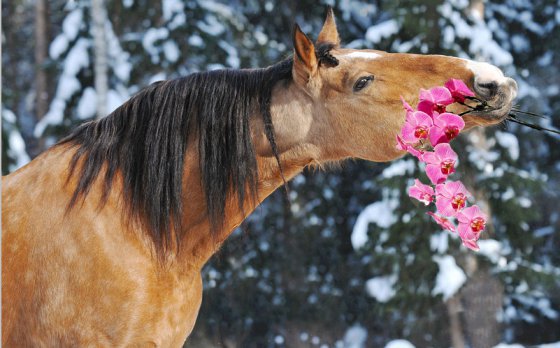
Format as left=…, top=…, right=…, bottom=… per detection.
left=92, top=0, right=108, bottom=119
left=458, top=2, right=506, bottom=347
left=35, top=0, right=49, bottom=151
left=447, top=295, right=466, bottom=348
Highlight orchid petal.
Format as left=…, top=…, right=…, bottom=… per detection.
left=429, top=127, right=447, bottom=146
left=430, top=86, right=454, bottom=105
left=426, top=164, right=447, bottom=185
left=434, top=143, right=458, bottom=161
left=462, top=239, right=480, bottom=251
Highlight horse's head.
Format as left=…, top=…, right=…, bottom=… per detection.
left=266, top=9, right=517, bottom=163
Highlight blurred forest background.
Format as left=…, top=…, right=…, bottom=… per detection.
left=2, top=0, right=560, bottom=347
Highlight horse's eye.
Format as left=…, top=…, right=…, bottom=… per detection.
left=353, top=75, right=374, bottom=92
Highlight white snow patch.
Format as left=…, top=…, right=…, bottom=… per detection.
left=385, top=339, right=416, bottom=348
left=432, top=255, right=466, bottom=301
left=188, top=34, right=204, bottom=47
left=493, top=344, right=525, bottom=348
left=352, top=199, right=398, bottom=250
left=366, top=275, right=397, bottom=302
left=430, top=232, right=449, bottom=254
left=3, top=108, right=31, bottom=171
left=538, top=342, right=560, bottom=348
left=162, top=0, right=186, bottom=29
left=478, top=239, right=504, bottom=265
left=149, top=72, right=167, bottom=84
left=495, top=131, right=519, bottom=160
left=36, top=38, right=91, bottom=136
left=107, top=89, right=127, bottom=115
left=365, top=20, right=399, bottom=44
left=62, top=8, right=83, bottom=42
left=105, top=21, right=132, bottom=82
left=142, top=27, right=169, bottom=60
left=163, top=40, right=180, bottom=63
left=218, top=40, right=240, bottom=68
left=76, top=87, right=97, bottom=120
left=381, top=159, right=415, bottom=178
left=50, top=35, right=69, bottom=59
left=197, top=15, right=225, bottom=36
left=343, top=325, right=368, bottom=348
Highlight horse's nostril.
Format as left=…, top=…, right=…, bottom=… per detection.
left=475, top=81, right=499, bottom=99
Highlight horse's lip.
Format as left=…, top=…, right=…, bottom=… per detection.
left=469, top=102, right=513, bottom=121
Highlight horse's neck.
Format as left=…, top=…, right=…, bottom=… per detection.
left=177, top=146, right=313, bottom=269
left=177, top=82, right=319, bottom=269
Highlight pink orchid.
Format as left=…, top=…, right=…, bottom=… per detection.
left=418, top=86, right=454, bottom=115
left=462, top=239, right=480, bottom=251
left=401, top=111, right=433, bottom=144
left=456, top=205, right=487, bottom=250
left=396, top=79, right=490, bottom=252
left=429, top=112, right=465, bottom=146
left=427, top=212, right=456, bottom=232
left=435, top=181, right=472, bottom=216
left=445, top=79, right=475, bottom=103
left=408, top=179, right=434, bottom=205
left=422, top=143, right=458, bottom=185
left=396, top=135, right=424, bottom=159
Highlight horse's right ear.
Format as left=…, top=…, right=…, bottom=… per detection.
left=292, top=24, right=318, bottom=88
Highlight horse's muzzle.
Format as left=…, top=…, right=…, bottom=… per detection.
left=466, top=60, right=518, bottom=125
left=469, top=77, right=518, bottom=124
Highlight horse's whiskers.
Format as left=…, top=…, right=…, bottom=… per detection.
left=507, top=114, right=560, bottom=135
left=510, top=107, right=548, bottom=119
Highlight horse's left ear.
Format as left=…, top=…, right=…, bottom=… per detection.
left=293, top=23, right=318, bottom=88
left=317, top=7, right=340, bottom=47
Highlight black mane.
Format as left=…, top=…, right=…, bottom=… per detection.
left=60, top=58, right=293, bottom=257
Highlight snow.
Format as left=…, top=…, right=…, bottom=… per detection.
left=365, top=19, right=399, bottom=44
left=385, top=339, right=416, bottom=348
left=343, top=325, right=368, bottom=348
left=352, top=198, right=398, bottom=250
left=107, top=89, right=127, bottom=115
left=62, top=8, right=83, bottom=42
left=105, top=21, right=132, bottom=82
left=218, top=40, right=240, bottom=68
left=162, top=0, right=183, bottom=21
left=538, top=342, right=560, bottom=348
left=142, top=27, right=169, bottom=61
left=430, top=232, right=449, bottom=254
left=477, top=239, right=503, bottom=263
left=495, top=343, right=560, bottom=348
left=381, top=159, right=416, bottom=179
left=163, top=40, right=180, bottom=63
left=3, top=109, right=31, bottom=171
left=149, top=72, right=167, bottom=84
left=188, top=34, right=204, bottom=47
left=50, top=35, right=69, bottom=59
left=432, top=255, right=466, bottom=301
left=77, top=87, right=97, bottom=120
left=366, top=275, right=397, bottom=302
left=36, top=38, right=91, bottom=137
left=495, top=131, right=520, bottom=160
left=197, top=15, right=226, bottom=36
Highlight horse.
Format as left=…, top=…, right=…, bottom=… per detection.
left=2, top=8, right=517, bottom=347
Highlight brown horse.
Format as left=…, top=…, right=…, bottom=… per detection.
left=2, top=9, right=517, bottom=347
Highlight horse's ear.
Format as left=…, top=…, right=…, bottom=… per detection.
left=293, top=23, right=318, bottom=86
left=317, top=7, right=340, bottom=47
